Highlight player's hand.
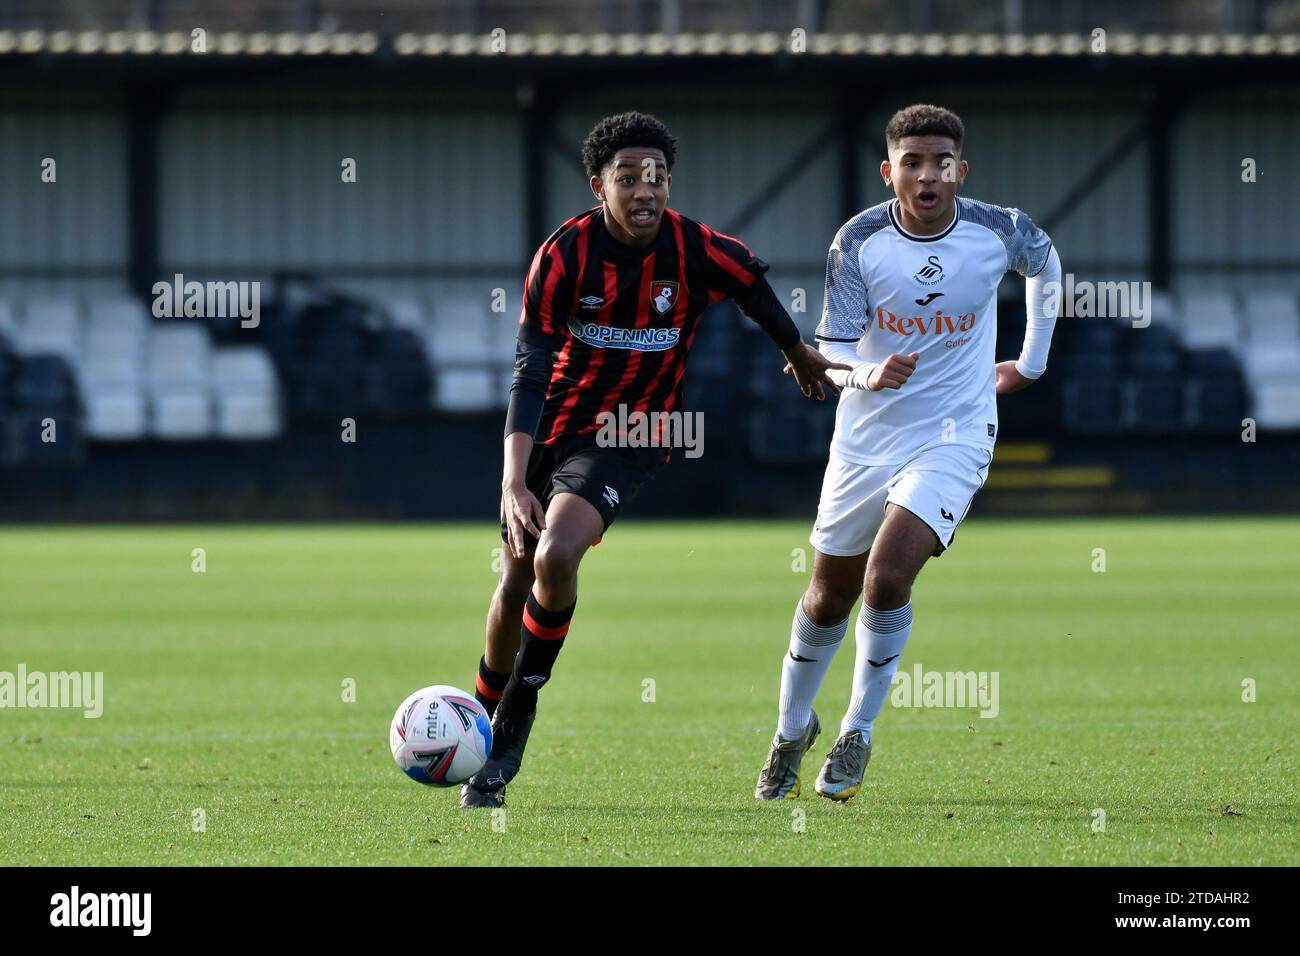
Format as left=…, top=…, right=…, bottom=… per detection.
left=501, top=482, right=546, bottom=559
left=995, top=360, right=1034, bottom=395
left=867, top=352, right=920, bottom=391
left=781, top=342, right=852, bottom=400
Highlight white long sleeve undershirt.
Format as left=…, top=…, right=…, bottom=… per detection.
left=1016, top=244, right=1061, bottom=379
left=821, top=339, right=874, bottom=390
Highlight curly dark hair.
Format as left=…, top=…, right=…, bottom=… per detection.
left=885, top=104, right=964, bottom=152
left=581, top=111, right=678, bottom=179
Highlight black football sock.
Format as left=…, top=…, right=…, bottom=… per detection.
left=496, top=591, right=575, bottom=720
left=474, top=656, right=511, bottom=720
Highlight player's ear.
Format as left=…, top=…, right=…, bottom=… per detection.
left=958, top=158, right=969, bottom=185
left=880, top=159, right=892, bottom=188
left=664, top=172, right=671, bottom=196
left=590, top=174, right=605, bottom=202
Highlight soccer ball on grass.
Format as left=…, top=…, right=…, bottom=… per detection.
left=389, top=685, right=492, bottom=786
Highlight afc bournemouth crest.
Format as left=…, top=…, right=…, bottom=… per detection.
left=651, top=281, right=678, bottom=315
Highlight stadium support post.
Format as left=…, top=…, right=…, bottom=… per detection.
left=126, top=85, right=169, bottom=303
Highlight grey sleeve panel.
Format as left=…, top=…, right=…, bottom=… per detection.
left=815, top=202, right=891, bottom=342
left=957, top=196, right=1053, bottom=278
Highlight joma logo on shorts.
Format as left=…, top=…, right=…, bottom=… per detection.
left=876, top=307, right=975, bottom=336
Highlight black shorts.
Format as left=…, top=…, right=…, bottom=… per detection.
left=500, top=432, right=665, bottom=550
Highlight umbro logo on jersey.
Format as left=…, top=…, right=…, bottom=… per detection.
left=913, top=255, right=945, bottom=286
left=940, top=508, right=954, bottom=521
left=603, top=485, right=619, bottom=507
left=651, top=281, right=678, bottom=315
left=868, top=654, right=900, bottom=668
left=915, top=292, right=944, bottom=306
left=789, top=652, right=817, bottom=663
left=579, top=295, right=604, bottom=309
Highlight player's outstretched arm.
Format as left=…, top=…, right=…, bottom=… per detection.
left=734, top=276, right=848, bottom=400
left=701, top=229, right=848, bottom=399
left=782, top=341, right=852, bottom=400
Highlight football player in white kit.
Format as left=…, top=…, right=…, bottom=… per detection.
left=756, top=104, right=1063, bottom=801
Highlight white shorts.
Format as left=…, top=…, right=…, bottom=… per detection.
left=809, top=442, right=993, bottom=557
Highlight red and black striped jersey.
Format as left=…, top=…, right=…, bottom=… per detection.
left=518, top=205, right=772, bottom=447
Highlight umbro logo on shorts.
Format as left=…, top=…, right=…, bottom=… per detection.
left=603, top=485, right=619, bottom=507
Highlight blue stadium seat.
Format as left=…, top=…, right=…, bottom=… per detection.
left=1184, top=348, right=1242, bottom=379
left=1123, top=377, right=1184, bottom=432
left=1074, top=321, right=1121, bottom=353
left=292, top=360, right=361, bottom=417
left=747, top=400, right=833, bottom=464
left=310, top=322, right=366, bottom=361
left=8, top=410, right=85, bottom=466
left=688, top=303, right=737, bottom=378
left=364, top=364, right=431, bottom=415
left=1185, top=377, right=1247, bottom=432
left=0, top=347, right=17, bottom=404
left=14, top=355, right=80, bottom=414
left=0, top=414, right=12, bottom=466
left=1062, top=351, right=1119, bottom=379
left=1126, top=325, right=1181, bottom=377
left=1062, top=379, right=1123, bottom=434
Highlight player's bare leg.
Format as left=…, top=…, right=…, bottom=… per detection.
left=805, top=549, right=870, bottom=623
left=481, top=546, right=535, bottom=697
left=530, top=492, right=601, bottom=610
left=757, top=549, right=867, bottom=799
left=862, top=503, right=936, bottom=610
left=817, top=503, right=937, bottom=800
left=465, top=493, right=602, bottom=802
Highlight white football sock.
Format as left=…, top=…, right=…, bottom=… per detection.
left=777, top=598, right=849, bottom=740
left=841, top=602, right=913, bottom=738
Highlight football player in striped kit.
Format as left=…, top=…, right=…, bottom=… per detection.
left=461, top=111, right=847, bottom=807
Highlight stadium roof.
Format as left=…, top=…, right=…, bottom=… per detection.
left=1, top=30, right=1297, bottom=57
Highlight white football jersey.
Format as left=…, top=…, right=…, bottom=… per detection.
left=816, top=196, right=1053, bottom=465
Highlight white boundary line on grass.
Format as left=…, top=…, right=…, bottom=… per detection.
left=11, top=717, right=1264, bottom=746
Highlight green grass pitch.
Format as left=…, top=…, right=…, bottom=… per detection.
left=1, top=518, right=1295, bottom=866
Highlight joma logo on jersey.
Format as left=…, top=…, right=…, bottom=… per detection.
left=877, top=307, right=975, bottom=336
left=913, top=255, right=945, bottom=286
left=567, top=317, right=681, bottom=351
